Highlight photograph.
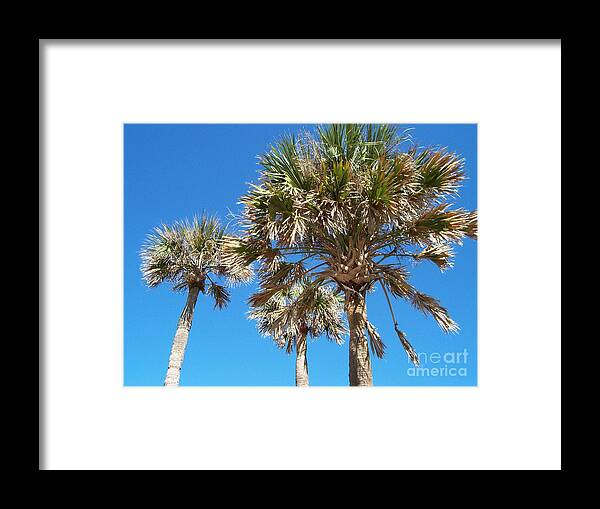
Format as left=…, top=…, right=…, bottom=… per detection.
left=125, top=123, right=478, bottom=387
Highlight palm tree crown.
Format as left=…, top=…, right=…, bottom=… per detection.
left=141, top=215, right=252, bottom=306
left=248, top=279, right=346, bottom=353
left=224, top=124, right=477, bottom=380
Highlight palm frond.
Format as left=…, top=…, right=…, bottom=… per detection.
left=376, top=265, right=413, bottom=299
left=207, top=282, right=231, bottom=309
left=410, top=291, right=459, bottom=333
left=365, top=321, right=386, bottom=359
left=394, top=326, right=419, bottom=366
left=140, top=223, right=187, bottom=289
left=412, top=146, right=466, bottom=196
left=414, top=244, right=455, bottom=271
left=407, top=205, right=478, bottom=244
left=248, top=285, right=288, bottom=308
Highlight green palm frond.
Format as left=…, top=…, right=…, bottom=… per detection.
left=411, top=146, right=466, bottom=196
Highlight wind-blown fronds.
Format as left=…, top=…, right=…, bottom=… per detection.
left=140, top=214, right=249, bottom=308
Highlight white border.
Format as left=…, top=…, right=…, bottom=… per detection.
left=41, top=41, right=561, bottom=470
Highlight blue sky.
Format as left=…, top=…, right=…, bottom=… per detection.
left=124, top=124, right=477, bottom=386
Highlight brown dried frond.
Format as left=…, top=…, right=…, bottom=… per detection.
left=414, top=244, right=455, bottom=271
left=366, top=321, right=386, bottom=359
left=376, top=265, right=413, bottom=299
left=394, top=326, right=419, bottom=366
left=411, top=292, right=459, bottom=333
left=248, top=285, right=287, bottom=308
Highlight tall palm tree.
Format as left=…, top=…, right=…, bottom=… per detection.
left=223, top=124, right=477, bottom=386
left=141, top=215, right=251, bottom=386
left=248, top=279, right=346, bottom=386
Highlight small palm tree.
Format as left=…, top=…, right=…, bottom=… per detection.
left=248, top=279, right=346, bottom=386
left=223, top=124, right=477, bottom=386
left=141, top=215, right=251, bottom=386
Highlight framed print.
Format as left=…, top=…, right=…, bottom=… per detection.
left=41, top=39, right=561, bottom=470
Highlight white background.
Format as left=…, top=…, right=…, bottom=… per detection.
left=41, top=41, right=561, bottom=470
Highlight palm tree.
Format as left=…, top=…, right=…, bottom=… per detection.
left=248, top=279, right=346, bottom=386
left=223, top=124, right=477, bottom=386
left=141, top=215, right=251, bottom=386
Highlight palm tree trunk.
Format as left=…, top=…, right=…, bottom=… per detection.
left=295, top=333, right=309, bottom=387
left=345, top=290, right=373, bottom=386
left=164, top=285, right=200, bottom=386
